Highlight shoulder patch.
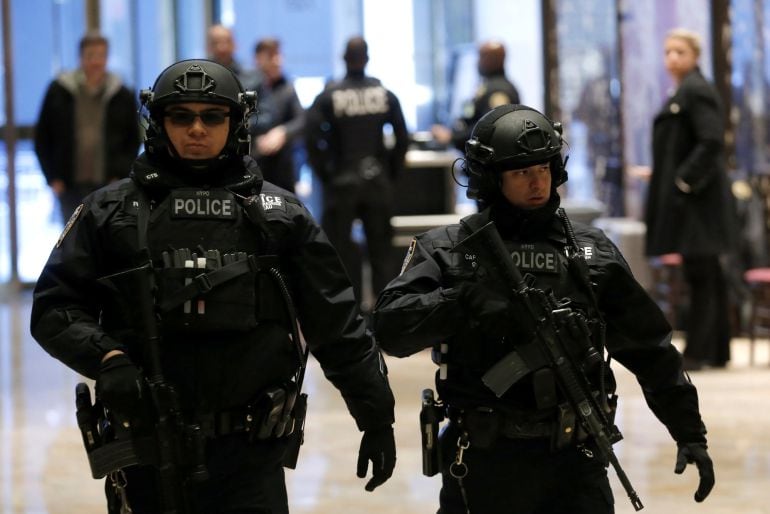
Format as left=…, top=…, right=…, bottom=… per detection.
left=260, top=193, right=287, bottom=212
left=56, top=204, right=84, bottom=248
left=400, top=238, right=417, bottom=275
left=489, top=91, right=511, bottom=108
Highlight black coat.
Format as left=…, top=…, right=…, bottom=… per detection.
left=248, top=74, right=305, bottom=192
left=34, top=71, right=141, bottom=187
left=645, top=68, right=733, bottom=257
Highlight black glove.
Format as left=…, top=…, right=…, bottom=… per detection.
left=357, top=425, right=396, bottom=491
left=674, top=442, right=715, bottom=502
left=95, top=353, right=144, bottom=417
left=459, top=282, right=516, bottom=339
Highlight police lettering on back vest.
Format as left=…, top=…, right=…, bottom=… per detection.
left=332, top=86, right=389, bottom=117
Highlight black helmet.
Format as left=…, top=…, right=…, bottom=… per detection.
left=139, top=59, right=257, bottom=159
left=465, top=104, right=567, bottom=202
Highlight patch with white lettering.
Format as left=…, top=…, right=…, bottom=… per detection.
left=489, top=91, right=512, bottom=109
left=170, top=189, right=236, bottom=219
left=56, top=203, right=84, bottom=248
left=332, top=86, right=389, bottom=117
left=400, top=238, right=417, bottom=275
left=259, top=193, right=286, bottom=211
left=508, top=242, right=560, bottom=274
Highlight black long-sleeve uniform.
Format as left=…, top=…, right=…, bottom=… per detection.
left=305, top=73, right=410, bottom=300
left=373, top=207, right=706, bottom=513
left=31, top=153, right=395, bottom=512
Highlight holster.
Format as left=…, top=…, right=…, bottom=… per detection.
left=282, top=393, right=307, bottom=469
left=420, top=389, right=444, bottom=476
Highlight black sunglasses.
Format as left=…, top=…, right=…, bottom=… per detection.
left=165, top=109, right=230, bottom=127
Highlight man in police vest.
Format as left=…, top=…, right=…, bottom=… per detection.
left=373, top=104, right=714, bottom=514
left=305, top=36, right=409, bottom=309
left=30, top=59, right=396, bottom=513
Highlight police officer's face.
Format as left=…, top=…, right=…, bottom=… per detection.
left=500, top=162, right=552, bottom=210
left=163, top=102, right=230, bottom=160
left=664, top=36, right=698, bottom=82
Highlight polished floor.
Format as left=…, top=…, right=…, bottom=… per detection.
left=1, top=290, right=769, bottom=514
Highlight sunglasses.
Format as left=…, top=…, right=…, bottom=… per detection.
left=165, top=109, right=230, bottom=127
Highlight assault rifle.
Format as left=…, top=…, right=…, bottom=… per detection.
left=453, top=221, right=644, bottom=511
left=76, top=253, right=207, bottom=513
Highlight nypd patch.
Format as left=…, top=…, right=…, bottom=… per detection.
left=56, top=203, right=84, bottom=248
left=170, top=189, right=236, bottom=219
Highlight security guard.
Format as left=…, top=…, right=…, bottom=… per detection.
left=432, top=40, right=520, bottom=153
left=305, top=36, right=409, bottom=306
left=373, top=105, right=714, bottom=513
left=30, top=59, right=396, bottom=514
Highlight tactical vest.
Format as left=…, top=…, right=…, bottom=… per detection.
left=438, top=217, right=614, bottom=414
left=99, top=185, right=288, bottom=339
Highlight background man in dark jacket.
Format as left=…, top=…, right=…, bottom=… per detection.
left=34, top=31, right=140, bottom=221
left=644, top=28, right=735, bottom=370
left=305, top=36, right=409, bottom=308
left=30, top=59, right=396, bottom=514
left=248, top=37, right=305, bottom=193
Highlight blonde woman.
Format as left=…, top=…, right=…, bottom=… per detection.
left=644, top=28, right=734, bottom=371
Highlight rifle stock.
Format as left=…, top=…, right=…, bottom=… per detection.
left=453, top=221, right=644, bottom=511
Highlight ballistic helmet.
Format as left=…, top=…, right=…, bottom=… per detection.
left=465, top=104, right=566, bottom=202
left=139, top=59, right=257, bottom=160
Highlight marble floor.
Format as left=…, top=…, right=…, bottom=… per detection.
left=1, top=290, right=769, bottom=514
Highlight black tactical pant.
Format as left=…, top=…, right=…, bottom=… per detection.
left=437, top=424, right=614, bottom=514
left=321, top=175, right=397, bottom=304
left=106, top=435, right=288, bottom=514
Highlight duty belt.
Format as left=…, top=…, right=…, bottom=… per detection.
left=191, top=405, right=296, bottom=441
left=193, top=408, right=251, bottom=438
left=448, top=406, right=555, bottom=440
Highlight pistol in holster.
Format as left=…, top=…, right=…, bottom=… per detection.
left=420, top=388, right=444, bottom=477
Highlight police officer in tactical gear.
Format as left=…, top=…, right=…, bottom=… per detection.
left=373, top=104, right=714, bottom=513
left=30, top=59, right=396, bottom=514
left=305, top=36, right=409, bottom=307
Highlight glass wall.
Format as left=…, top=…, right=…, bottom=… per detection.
left=4, top=0, right=749, bottom=286
left=730, top=0, right=770, bottom=267
left=1, top=1, right=87, bottom=284
left=0, top=0, right=207, bottom=284
left=555, top=0, right=622, bottom=214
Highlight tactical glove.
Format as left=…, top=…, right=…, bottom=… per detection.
left=459, top=282, right=516, bottom=339
left=357, top=425, right=396, bottom=491
left=96, top=353, right=144, bottom=418
left=674, top=442, right=715, bottom=502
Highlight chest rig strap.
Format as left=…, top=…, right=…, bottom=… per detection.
left=556, top=208, right=607, bottom=353
left=155, top=254, right=277, bottom=313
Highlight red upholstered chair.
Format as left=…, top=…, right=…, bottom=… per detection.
left=648, top=253, right=685, bottom=330
left=743, top=267, right=770, bottom=366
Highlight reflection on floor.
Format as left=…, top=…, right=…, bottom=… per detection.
left=1, top=291, right=769, bottom=514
